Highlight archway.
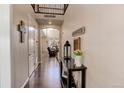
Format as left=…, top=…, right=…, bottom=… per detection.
left=40, top=27, right=61, bottom=60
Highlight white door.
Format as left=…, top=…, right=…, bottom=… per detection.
left=28, top=27, right=35, bottom=76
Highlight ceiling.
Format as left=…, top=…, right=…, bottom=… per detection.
left=32, top=4, right=68, bottom=26
left=36, top=18, right=63, bottom=26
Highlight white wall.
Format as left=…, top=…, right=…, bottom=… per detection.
left=62, top=5, right=124, bottom=87
left=0, top=4, right=12, bottom=88
left=12, top=4, right=38, bottom=88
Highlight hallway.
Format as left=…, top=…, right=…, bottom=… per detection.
left=25, top=52, right=61, bottom=88
left=2, top=4, right=124, bottom=88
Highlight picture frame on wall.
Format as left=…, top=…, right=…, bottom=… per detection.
left=72, top=26, right=85, bottom=37
left=74, top=37, right=81, bottom=51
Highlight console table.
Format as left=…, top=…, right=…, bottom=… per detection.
left=59, top=60, right=87, bottom=88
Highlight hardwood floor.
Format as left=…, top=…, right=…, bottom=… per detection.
left=25, top=52, right=61, bottom=88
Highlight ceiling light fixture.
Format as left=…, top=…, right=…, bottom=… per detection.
left=48, top=21, right=52, bottom=25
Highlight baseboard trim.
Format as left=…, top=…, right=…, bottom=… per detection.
left=29, top=62, right=41, bottom=78
left=21, top=62, right=41, bottom=88
left=21, top=77, right=29, bottom=88
left=35, top=62, right=40, bottom=70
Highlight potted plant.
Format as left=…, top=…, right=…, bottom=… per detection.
left=73, top=49, right=83, bottom=67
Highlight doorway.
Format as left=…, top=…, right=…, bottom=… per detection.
left=28, top=26, right=35, bottom=76
left=40, top=27, right=60, bottom=59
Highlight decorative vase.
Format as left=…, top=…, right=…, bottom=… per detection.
left=75, top=56, right=82, bottom=67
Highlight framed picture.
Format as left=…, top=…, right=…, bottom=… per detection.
left=72, top=27, right=85, bottom=37
left=73, top=37, right=81, bottom=51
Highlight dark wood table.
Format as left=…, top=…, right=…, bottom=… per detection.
left=59, top=60, right=87, bottom=88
